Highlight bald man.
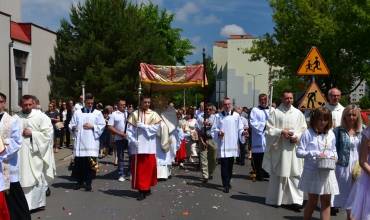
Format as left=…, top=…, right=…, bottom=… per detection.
left=322, top=88, right=344, bottom=129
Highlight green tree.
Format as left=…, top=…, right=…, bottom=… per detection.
left=339, top=96, right=348, bottom=107
left=271, top=75, right=308, bottom=106
left=243, top=0, right=370, bottom=95
left=359, top=95, right=370, bottom=110
left=48, top=0, right=194, bottom=104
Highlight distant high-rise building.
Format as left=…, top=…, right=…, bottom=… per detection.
left=350, top=80, right=369, bottom=103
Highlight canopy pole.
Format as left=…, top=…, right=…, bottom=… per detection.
left=130, top=51, right=141, bottom=106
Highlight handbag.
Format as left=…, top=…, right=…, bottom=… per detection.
left=55, top=122, right=64, bottom=130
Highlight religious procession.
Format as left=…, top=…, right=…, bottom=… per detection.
left=1, top=80, right=370, bottom=220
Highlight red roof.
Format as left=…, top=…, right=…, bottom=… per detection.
left=11, top=21, right=31, bottom=43
left=214, top=41, right=228, bottom=48
left=229, top=35, right=252, bottom=39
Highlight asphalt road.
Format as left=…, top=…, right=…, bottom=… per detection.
left=31, top=154, right=347, bottom=220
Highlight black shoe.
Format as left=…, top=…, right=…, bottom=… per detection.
left=73, top=183, right=81, bottom=190
left=331, top=207, right=340, bottom=216
left=209, top=175, right=213, bottom=180
left=46, top=187, right=51, bottom=197
left=85, top=184, right=92, bottom=191
left=145, top=190, right=152, bottom=196
left=223, top=187, right=229, bottom=193
left=168, top=175, right=172, bottom=179
left=137, top=193, right=146, bottom=201
left=240, top=163, right=245, bottom=166
left=229, top=184, right=232, bottom=189
left=292, top=204, right=303, bottom=212
left=202, top=179, right=208, bottom=183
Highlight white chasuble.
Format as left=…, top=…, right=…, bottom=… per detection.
left=14, top=110, right=55, bottom=188
left=262, top=104, right=307, bottom=206
left=262, top=104, right=307, bottom=177
left=69, top=109, right=106, bottom=157
left=211, top=111, right=245, bottom=158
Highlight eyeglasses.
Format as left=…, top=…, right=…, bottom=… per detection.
left=206, top=108, right=212, bottom=110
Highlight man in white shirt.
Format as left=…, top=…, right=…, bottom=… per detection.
left=322, top=88, right=344, bottom=128
left=211, top=98, right=248, bottom=193
left=108, top=99, right=131, bottom=182
left=235, top=107, right=249, bottom=166
left=74, top=95, right=84, bottom=112
left=69, top=93, right=105, bottom=191
left=249, top=94, right=275, bottom=181
left=195, top=102, right=204, bottom=119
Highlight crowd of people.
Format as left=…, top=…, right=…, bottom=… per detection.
left=0, top=87, right=369, bottom=220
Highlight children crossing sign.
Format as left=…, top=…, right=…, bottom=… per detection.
left=297, top=47, right=330, bottom=76
left=298, top=82, right=327, bottom=110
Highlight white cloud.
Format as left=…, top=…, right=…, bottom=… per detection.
left=191, top=36, right=201, bottom=43
left=220, top=24, right=246, bottom=38
left=175, top=2, right=199, bottom=22
left=195, top=14, right=221, bottom=25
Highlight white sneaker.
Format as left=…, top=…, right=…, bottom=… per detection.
left=118, top=177, right=125, bottom=182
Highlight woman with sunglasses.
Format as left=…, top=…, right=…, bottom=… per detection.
left=45, top=102, right=60, bottom=153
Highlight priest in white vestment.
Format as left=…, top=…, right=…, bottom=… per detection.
left=211, top=98, right=247, bottom=193
left=127, top=95, right=162, bottom=201
left=249, top=93, right=275, bottom=181
left=262, top=91, right=307, bottom=211
left=14, top=95, right=55, bottom=210
left=322, top=88, right=344, bottom=128
left=0, top=93, right=31, bottom=219
left=69, top=93, right=105, bottom=191
left=155, top=106, right=179, bottom=179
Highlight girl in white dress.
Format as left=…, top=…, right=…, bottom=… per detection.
left=297, top=107, right=339, bottom=220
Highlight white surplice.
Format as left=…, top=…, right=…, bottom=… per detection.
left=249, top=106, right=275, bottom=153
left=262, top=104, right=307, bottom=206
left=13, top=109, right=55, bottom=210
left=322, top=103, right=344, bottom=128
left=69, top=109, right=106, bottom=157
left=211, top=111, right=245, bottom=158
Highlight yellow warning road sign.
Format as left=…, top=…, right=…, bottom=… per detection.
left=298, top=82, right=327, bottom=110
left=297, top=47, right=329, bottom=76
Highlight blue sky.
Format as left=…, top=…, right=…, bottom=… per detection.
left=22, top=0, right=275, bottom=64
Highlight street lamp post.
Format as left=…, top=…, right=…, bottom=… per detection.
left=246, top=73, right=262, bottom=107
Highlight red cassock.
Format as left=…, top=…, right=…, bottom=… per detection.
left=0, top=192, right=10, bottom=220
left=131, top=154, right=157, bottom=190
left=175, top=139, right=187, bottom=162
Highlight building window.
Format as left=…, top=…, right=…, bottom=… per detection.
left=359, top=89, right=363, bottom=92
left=353, top=94, right=356, bottom=97
left=18, top=81, right=22, bottom=102
left=360, top=94, right=363, bottom=97
left=352, top=99, right=356, bottom=102
left=14, top=49, right=28, bottom=79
